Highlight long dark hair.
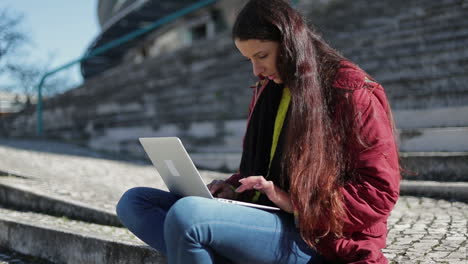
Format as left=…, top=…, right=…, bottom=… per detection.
left=233, top=0, right=350, bottom=248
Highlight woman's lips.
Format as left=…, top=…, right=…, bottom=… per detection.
left=258, top=74, right=278, bottom=81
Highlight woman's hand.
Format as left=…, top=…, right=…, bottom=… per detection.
left=236, top=176, right=294, bottom=213
left=207, top=180, right=237, bottom=199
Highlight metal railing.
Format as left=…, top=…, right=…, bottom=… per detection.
left=36, top=0, right=219, bottom=136
left=35, top=0, right=300, bottom=136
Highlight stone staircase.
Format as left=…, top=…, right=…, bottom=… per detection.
left=0, top=138, right=467, bottom=263
left=0, top=139, right=173, bottom=264
left=300, top=0, right=468, bottom=200
left=0, top=179, right=165, bottom=264
left=395, top=105, right=468, bottom=200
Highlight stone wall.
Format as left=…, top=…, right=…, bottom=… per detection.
left=3, top=0, right=468, bottom=170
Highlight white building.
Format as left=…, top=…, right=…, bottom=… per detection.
left=0, top=92, right=33, bottom=116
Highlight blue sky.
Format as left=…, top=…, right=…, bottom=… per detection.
left=1, top=0, right=99, bottom=87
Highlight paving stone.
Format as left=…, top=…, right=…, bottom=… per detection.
left=384, top=196, right=468, bottom=262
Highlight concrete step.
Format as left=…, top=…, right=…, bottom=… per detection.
left=398, top=127, right=468, bottom=152
left=0, top=247, right=54, bottom=264
left=389, top=89, right=468, bottom=110
left=393, top=106, right=468, bottom=130
left=394, top=106, right=468, bottom=129
left=345, top=24, right=468, bottom=62
left=400, top=152, right=468, bottom=182
left=191, top=152, right=241, bottom=172
left=0, top=180, right=121, bottom=227
left=0, top=206, right=165, bottom=264
left=399, top=180, right=468, bottom=202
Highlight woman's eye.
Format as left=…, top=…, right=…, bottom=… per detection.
left=243, top=54, right=267, bottom=62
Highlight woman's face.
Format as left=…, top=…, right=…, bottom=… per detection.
left=235, top=39, right=283, bottom=84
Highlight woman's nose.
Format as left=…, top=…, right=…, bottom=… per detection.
left=252, top=62, right=264, bottom=77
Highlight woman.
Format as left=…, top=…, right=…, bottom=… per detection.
left=116, top=0, right=401, bottom=263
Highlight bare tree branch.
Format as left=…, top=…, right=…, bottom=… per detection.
left=0, top=8, right=27, bottom=75
left=0, top=7, right=72, bottom=109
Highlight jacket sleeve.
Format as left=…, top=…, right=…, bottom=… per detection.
left=340, top=85, right=401, bottom=232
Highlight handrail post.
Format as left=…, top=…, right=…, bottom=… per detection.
left=36, top=75, right=47, bottom=137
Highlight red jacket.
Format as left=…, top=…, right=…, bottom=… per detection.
left=226, top=61, right=401, bottom=263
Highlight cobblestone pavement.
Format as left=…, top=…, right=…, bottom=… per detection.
left=0, top=138, right=467, bottom=263
left=385, top=197, right=467, bottom=263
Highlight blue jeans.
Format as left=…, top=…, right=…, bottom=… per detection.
left=116, top=187, right=321, bottom=264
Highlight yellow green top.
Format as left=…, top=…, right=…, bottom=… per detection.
left=252, top=86, right=291, bottom=203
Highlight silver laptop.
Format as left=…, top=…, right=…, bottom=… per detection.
left=139, top=137, right=280, bottom=211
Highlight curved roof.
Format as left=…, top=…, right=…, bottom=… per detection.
left=81, top=0, right=201, bottom=79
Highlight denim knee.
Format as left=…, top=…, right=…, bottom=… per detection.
left=116, top=187, right=146, bottom=227
left=164, top=197, right=214, bottom=239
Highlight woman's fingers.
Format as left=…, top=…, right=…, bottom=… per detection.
left=238, top=176, right=264, bottom=187
left=253, top=180, right=275, bottom=196
left=207, top=180, right=225, bottom=194
left=206, top=180, right=237, bottom=199
left=236, top=176, right=272, bottom=193
left=234, top=176, right=292, bottom=211
left=216, top=188, right=234, bottom=199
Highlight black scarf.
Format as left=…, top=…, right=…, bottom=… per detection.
left=239, top=81, right=290, bottom=206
